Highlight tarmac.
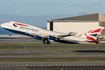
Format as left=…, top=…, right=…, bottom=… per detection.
left=0, top=51, right=105, bottom=58
left=0, top=35, right=105, bottom=69
left=1, top=66, right=105, bottom=70
left=0, top=62, right=105, bottom=67
left=0, top=62, right=105, bottom=70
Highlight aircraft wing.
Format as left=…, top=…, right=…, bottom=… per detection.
left=29, top=32, right=77, bottom=39
left=57, top=32, right=77, bottom=38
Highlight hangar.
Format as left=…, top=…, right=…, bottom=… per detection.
left=47, top=13, right=105, bottom=36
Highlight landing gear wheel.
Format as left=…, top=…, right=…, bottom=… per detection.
left=9, top=32, right=11, bottom=36
left=43, top=38, right=46, bottom=44
left=43, top=38, right=51, bottom=45
left=47, top=41, right=50, bottom=44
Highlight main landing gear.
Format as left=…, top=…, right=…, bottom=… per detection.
left=43, top=38, right=50, bottom=44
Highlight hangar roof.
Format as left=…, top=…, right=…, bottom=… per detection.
left=47, top=13, right=105, bottom=22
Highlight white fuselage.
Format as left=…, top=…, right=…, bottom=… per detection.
left=1, top=21, right=91, bottom=44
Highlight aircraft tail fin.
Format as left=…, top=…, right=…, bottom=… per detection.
left=81, top=27, right=104, bottom=44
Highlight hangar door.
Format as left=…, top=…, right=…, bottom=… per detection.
left=50, top=22, right=53, bottom=31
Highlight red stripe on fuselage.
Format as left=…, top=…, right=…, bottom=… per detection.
left=14, top=23, right=28, bottom=26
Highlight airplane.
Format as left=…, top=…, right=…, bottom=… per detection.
left=0, top=21, right=104, bottom=44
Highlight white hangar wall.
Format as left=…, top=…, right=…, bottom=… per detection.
left=47, top=13, right=105, bottom=36
left=47, top=22, right=99, bottom=36
left=47, top=22, right=50, bottom=30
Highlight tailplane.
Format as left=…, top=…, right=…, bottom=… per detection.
left=81, top=27, right=104, bottom=44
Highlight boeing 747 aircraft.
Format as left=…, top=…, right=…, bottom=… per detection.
left=1, top=21, right=104, bottom=44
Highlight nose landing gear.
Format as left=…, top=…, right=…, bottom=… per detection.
left=9, top=32, right=11, bottom=36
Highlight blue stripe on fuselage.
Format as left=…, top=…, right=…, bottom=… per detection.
left=4, top=28, right=34, bottom=37
left=13, top=24, right=17, bottom=27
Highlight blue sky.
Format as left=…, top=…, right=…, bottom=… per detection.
left=0, top=0, right=105, bottom=16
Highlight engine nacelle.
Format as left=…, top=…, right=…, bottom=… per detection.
left=34, top=35, right=42, bottom=40
left=49, top=36, right=56, bottom=40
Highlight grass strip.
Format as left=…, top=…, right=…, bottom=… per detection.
left=1, top=50, right=105, bottom=54
left=0, top=48, right=100, bottom=50
left=0, top=58, right=105, bottom=62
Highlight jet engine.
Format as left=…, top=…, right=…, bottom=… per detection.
left=49, top=36, right=56, bottom=40
left=34, top=35, right=42, bottom=40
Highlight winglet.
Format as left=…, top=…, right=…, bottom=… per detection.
left=68, top=32, right=77, bottom=36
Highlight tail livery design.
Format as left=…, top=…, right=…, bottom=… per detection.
left=84, top=27, right=104, bottom=44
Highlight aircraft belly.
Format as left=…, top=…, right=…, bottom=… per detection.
left=64, top=36, right=84, bottom=41
left=3, top=28, right=34, bottom=37
left=60, top=36, right=86, bottom=44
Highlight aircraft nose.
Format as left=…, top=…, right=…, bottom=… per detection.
left=1, top=23, right=7, bottom=28
left=1, top=23, right=4, bottom=27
